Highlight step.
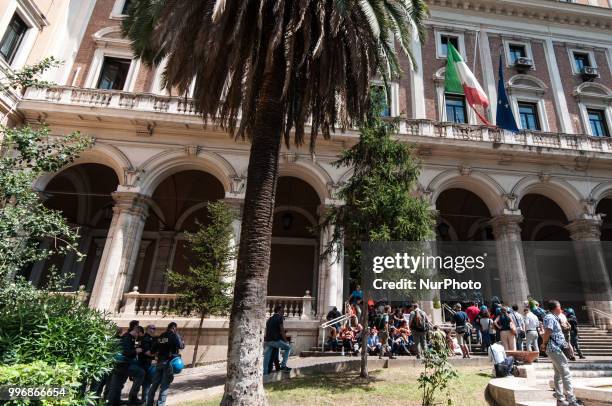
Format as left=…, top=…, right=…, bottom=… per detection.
left=534, top=361, right=612, bottom=369
left=535, top=370, right=612, bottom=378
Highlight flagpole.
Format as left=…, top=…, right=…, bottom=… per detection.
left=473, top=30, right=479, bottom=72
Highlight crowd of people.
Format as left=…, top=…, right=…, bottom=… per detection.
left=458, top=297, right=585, bottom=359
left=488, top=299, right=584, bottom=406
left=93, top=320, right=185, bottom=406
left=321, top=289, right=586, bottom=362
left=263, top=286, right=586, bottom=406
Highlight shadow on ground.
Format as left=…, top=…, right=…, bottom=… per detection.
left=170, top=372, right=227, bottom=393
left=266, top=370, right=384, bottom=395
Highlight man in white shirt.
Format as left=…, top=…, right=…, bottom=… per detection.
left=523, top=307, right=540, bottom=352
left=489, top=342, right=506, bottom=365
left=510, top=305, right=525, bottom=350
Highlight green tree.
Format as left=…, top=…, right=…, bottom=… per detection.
left=322, top=90, right=434, bottom=377
left=166, top=201, right=236, bottom=368
left=123, top=1, right=428, bottom=403
left=0, top=58, right=116, bottom=404
left=0, top=57, right=92, bottom=283
left=417, top=349, right=459, bottom=406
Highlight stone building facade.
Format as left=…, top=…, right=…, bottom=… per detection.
left=1, top=0, right=612, bottom=361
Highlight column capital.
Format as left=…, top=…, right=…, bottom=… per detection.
left=111, top=191, right=149, bottom=219
left=222, top=196, right=244, bottom=216
left=566, top=218, right=602, bottom=241
left=489, top=213, right=523, bottom=238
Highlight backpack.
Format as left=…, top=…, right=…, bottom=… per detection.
left=411, top=310, right=427, bottom=332
left=374, top=314, right=387, bottom=330
left=494, top=356, right=516, bottom=377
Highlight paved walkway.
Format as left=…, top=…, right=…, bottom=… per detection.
left=162, top=355, right=491, bottom=405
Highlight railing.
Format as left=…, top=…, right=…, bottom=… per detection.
left=22, top=86, right=612, bottom=155
left=121, top=287, right=315, bottom=320
left=52, top=288, right=90, bottom=304
left=319, top=308, right=352, bottom=351
left=584, top=306, right=612, bottom=331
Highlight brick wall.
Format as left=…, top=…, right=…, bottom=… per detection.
left=554, top=42, right=612, bottom=134
left=67, top=0, right=154, bottom=91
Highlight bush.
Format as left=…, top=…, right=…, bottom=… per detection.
left=0, top=361, right=82, bottom=405
left=0, top=279, right=118, bottom=386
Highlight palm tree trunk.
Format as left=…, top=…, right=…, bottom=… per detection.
left=221, top=61, right=285, bottom=404
left=191, top=314, right=204, bottom=368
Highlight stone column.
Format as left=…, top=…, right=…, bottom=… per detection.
left=88, top=192, right=149, bottom=312
left=70, top=226, right=92, bottom=290
left=86, top=238, right=107, bottom=292
left=566, top=218, right=612, bottom=328
left=489, top=214, right=530, bottom=308
left=29, top=238, right=52, bottom=286
left=318, top=224, right=344, bottom=315
left=223, top=196, right=244, bottom=277
left=130, top=240, right=151, bottom=292
left=147, top=231, right=177, bottom=293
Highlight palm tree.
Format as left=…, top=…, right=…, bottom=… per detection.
left=123, top=1, right=428, bottom=404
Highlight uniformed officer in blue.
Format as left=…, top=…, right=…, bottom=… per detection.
left=107, top=324, right=146, bottom=405
left=146, top=322, right=185, bottom=406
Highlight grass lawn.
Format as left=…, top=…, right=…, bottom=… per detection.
left=185, top=365, right=492, bottom=406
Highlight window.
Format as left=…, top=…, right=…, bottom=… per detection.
left=508, top=44, right=527, bottom=65
left=121, top=0, right=132, bottom=14
left=587, top=109, right=609, bottom=137
left=440, top=35, right=459, bottom=57
left=445, top=94, right=467, bottom=123
left=518, top=102, right=541, bottom=131
left=371, top=85, right=391, bottom=117
left=0, top=14, right=28, bottom=64
left=573, top=52, right=591, bottom=72
left=96, top=57, right=131, bottom=90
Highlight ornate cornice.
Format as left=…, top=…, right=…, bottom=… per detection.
left=427, top=0, right=612, bottom=31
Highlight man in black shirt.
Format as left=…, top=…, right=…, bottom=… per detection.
left=263, top=305, right=292, bottom=375
left=107, top=324, right=145, bottom=405
left=138, top=325, right=157, bottom=403
left=146, top=322, right=184, bottom=406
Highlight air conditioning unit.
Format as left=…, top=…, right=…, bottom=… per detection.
left=514, top=57, right=533, bottom=70
left=581, top=66, right=599, bottom=79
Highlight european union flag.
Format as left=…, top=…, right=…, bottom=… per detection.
left=496, top=55, right=519, bottom=132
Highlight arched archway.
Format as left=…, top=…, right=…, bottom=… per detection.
left=435, top=188, right=498, bottom=305
left=519, top=193, right=586, bottom=318
left=136, top=170, right=225, bottom=293
left=30, top=163, right=119, bottom=291
left=597, top=198, right=612, bottom=242
left=519, top=194, right=570, bottom=241
left=435, top=188, right=494, bottom=241
left=269, top=176, right=321, bottom=297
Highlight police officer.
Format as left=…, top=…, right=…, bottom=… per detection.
left=147, top=322, right=184, bottom=406
left=107, top=324, right=145, bottom=406
left=138, top=325, right=157, bottom=403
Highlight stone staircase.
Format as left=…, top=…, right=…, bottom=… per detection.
left=489, top=360, right=612, bottom=406
left=487, top=358, right=612, bottom=406
left=577, top=325, right=612, bottom=357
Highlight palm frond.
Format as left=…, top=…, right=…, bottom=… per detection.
left=122, top=0, right=429, bottom=150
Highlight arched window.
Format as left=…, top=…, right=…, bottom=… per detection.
left=507, top=75, right=549, bottom=132
left=83, top=27, right=141, bottom=92
left=574, top=82, right=612, bottom=137
left=433, top=67, right=475, bottom=124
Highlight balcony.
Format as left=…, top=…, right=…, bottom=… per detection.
left=20, top=86, right=612, bottom=155
left=120, top=289, right=315, bottom=320
left=57, top=287, right=316, bottom=320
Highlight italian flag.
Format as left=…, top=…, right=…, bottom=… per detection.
left=445, top=43, right=490, bottom=125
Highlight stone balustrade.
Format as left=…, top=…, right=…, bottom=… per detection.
left=121, top=287, right=314, bottom=320
left=23, top=86, right=612, bottom=155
